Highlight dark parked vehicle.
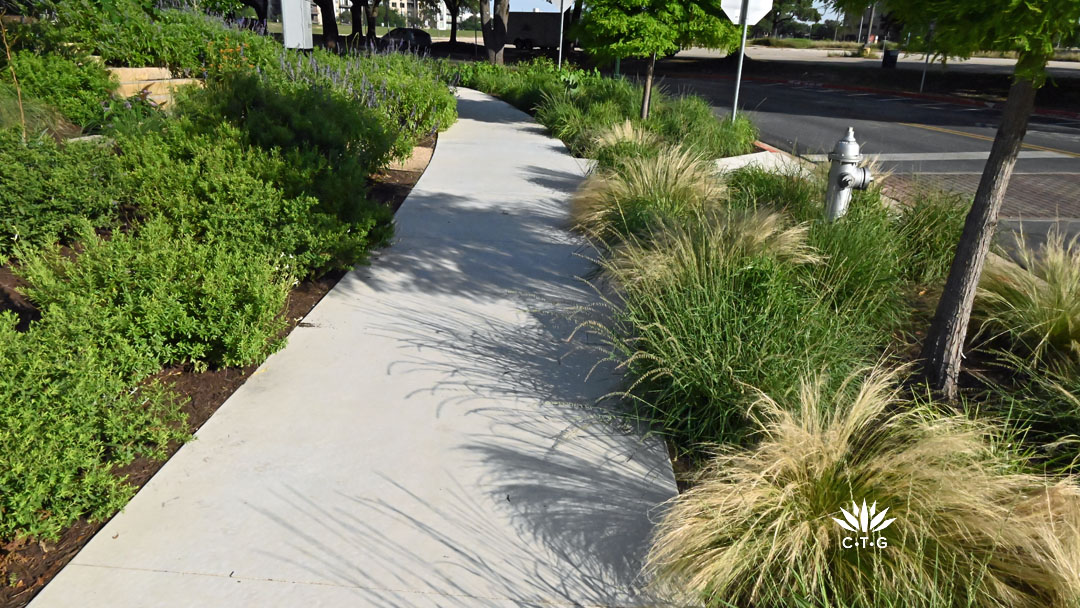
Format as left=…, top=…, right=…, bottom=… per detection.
left=381, top=28, right=432, bottom=52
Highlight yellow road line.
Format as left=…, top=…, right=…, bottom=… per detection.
left=898, top=122, right=1080, bottom=158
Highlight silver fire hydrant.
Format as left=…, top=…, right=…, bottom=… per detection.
left=824, top=127, right=873, bottom=221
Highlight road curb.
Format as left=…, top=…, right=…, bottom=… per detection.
left=667, top=73, right=1080, bottom=121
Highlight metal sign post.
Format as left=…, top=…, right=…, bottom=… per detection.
left=919, top=22, right=935, bottom=93
left=557, top=0, right=566, bottom=68
left=731, top=0, right=749, bottom=120
left=721, top=0, right=772, bottom=120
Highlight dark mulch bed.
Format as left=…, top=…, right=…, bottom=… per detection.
left=0, top=137, right=434, bottom=607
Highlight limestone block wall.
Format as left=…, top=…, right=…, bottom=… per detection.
left=108, top=67, right=202, bottom=107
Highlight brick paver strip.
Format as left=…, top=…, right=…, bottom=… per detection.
left=883, top=173, right=1080, bottom=219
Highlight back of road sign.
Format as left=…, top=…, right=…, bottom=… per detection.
left=282, top=0, right=313, bottom=50
left=721, top=0, right=773, bottom=26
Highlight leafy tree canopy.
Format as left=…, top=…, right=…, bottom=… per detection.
left=832, top=0, right=1080, bottom=83
left=578, top=0, right=740, bottom=60
left=768, top=0, right=821, bottom=35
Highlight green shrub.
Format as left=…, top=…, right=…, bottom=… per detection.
left=975, top=232, right=1080, bottom=370
left=32, top=0, right=280, bottom=74
left=113, top=119, right=389, bottom=277
left=0, top=306, right=186, bottom=540
left=649, top=367, right=1080, bottom=608
left=455, top=59, right=757, bottom=159
left=17, top=218, right=291, bottom=371
left=0, top=129, right=123, bottom=257
left=1, top=51, right=116, bottom=127
left=0, top=0, right=457, bottom=547
left=275, top=50, right=457, bottom=159
left=182, top=71, right=393, bottom=179
left=19, top=0, right=455, bottom=156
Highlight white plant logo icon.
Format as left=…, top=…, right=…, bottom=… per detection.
left=833, top=499, right=895, bottom=549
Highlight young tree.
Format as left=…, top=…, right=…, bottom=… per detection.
left=578, top=0, right=738, bottom=119
left=767, top=0, right=820, bottom=38
left=834, top=0, right=1080, bottom=399
left=443, top=0, right=477, bottom=42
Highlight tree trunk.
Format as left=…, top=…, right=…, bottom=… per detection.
left=348, top=0, right=366, bottom=47
left=449, top=4, right=458, bottom=43
left=313, top=0, right=339, bottom=49
left=920, top=67, right=1040, bottom=400
left=864, top=2, right=876, bottom=46
left=492, top=0, right=508, bottom=65
left=640, top=51, right=656, bottom=120
left=571, top=0, right=583, bottom=24
left=365, top=0, right=380, bottom=40
left=480, top=0, right=495, bottom=63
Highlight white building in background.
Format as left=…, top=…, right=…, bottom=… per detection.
left=384, top=0, right=452, bottom=29
left=307, top=0, right=455, bottom=30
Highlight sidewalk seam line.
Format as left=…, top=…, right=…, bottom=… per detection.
left=66, top=563, right=626, bottom=607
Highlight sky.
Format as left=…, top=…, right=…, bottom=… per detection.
left=496, top=0, right=840, bottom=21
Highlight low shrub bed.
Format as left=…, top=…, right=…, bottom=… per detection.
left=571, top=131, right=1080, bottom=605
left=452, top=58, right=758, bottom=160
left=0, top=0, right=455, bottom=548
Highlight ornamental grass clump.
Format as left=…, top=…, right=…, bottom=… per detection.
left=648, top=367, right=1080, bottom=608
left=593, top=208, right=878, bottom=447
left=975, top=231, right=1080, bottom=370
left=571, top=145, right=722, bottom=241
left=608, top=208, right=820, bottom=285
left=590, top=120, right=661, bottom=170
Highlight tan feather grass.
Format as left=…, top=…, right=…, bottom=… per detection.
left=648, top=367, right=1080, bottom=607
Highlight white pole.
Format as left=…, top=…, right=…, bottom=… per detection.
left=919, top=26, right=934, bottom=93
left=557, top=0, right=566, bottom=69
left=730, top=0, right=749, bottom=121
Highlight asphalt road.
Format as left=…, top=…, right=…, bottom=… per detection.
left=677, top=46, right=1080, bottom=79
left=668, top=75, right=1080, bottom=221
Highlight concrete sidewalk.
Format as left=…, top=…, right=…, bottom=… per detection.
left=30, top=89, right=676, bottom=607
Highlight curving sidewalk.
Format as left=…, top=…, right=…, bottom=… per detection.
left=30, top=88, right=677, bottom=607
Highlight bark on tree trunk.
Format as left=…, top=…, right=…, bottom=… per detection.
left=864, top=2, right=876, bottom=47
left=492, top=0, right=508, bottom=65
left=571, top=0, right=583, bottom=24
left=313, top=0, right=339, bottom=49
left=348, top=0, right=366, bottom=47
left=449, top=5, right=458, bottom=43
left=640, top=51, right=656, bottom=120
left=365, top=0, right=380, bottom=40
left=920, top=72, right=1039, bottom=400
left=480, top=0, right=495, bottom=63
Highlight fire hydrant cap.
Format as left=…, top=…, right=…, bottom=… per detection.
left=828, top=127, right=862, bottom=162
